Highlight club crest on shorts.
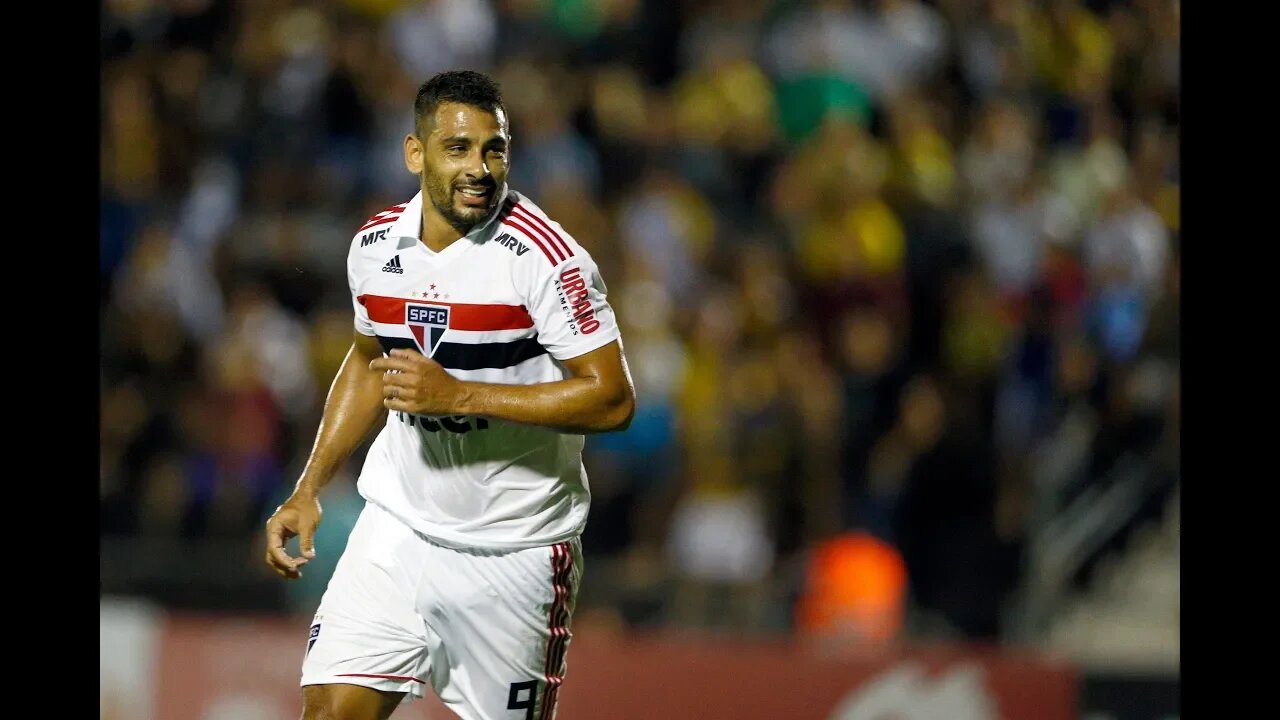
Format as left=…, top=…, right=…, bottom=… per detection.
left=307, top=621, right=321, bottom=655
left=406, top=303, right=450, bottom=357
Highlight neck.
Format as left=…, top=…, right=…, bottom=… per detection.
left=420, top=207, right=470, bottom=254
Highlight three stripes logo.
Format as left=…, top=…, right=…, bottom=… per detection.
left=382, top=255, right=404, bottom=274
left=500, top=202, right=576, bottom=267
left=358, top=202, right=407, bottom=233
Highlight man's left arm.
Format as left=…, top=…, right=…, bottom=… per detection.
left=372, top=341, right=635, bottom=434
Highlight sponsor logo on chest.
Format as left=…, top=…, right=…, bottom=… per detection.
left=493, top=232, right=530, bottom=257
left=361, top=228, right=390, bottom=246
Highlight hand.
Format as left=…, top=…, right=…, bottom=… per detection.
left=264, top=492, right=322, bottom=580
left=370, top=349, right=464, bottom=416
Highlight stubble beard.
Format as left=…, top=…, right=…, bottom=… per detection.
left=426, top=175, right=498, bottom=233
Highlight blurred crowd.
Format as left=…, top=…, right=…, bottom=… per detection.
left=100, top=0, right=1180, bottom=643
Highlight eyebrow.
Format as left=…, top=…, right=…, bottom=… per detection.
left=439, top=136, right=508, bottom=149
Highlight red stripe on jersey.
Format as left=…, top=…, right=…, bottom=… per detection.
left=359, top=294, right=534, bottom=331
left=356, top=203, right=408, bottom=232
left=499, top=219, right=560, bottom=266
left=512, top=204, right=574, bottom=260
left=497, top=196, right=518, bottom=221
left=335, top=673, right=426, bottom=684
left=357, top=214, right=401, bottom=233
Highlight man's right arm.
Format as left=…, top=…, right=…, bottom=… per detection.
left=264, top=331, right=386, bottom=579
left=295, top=331, right=388, bottom=497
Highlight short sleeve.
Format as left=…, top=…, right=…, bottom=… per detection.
left=348, top=247, right=375, bottom=336
left=524, top=250, right=621, bottom=361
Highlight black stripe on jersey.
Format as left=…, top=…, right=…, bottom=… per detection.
left=376, top=334, right=547, bottom=370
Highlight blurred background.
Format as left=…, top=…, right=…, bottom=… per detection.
left=99, top=0, right=1179, bottom=718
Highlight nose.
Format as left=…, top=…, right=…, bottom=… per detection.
left=467, top=149, right=489, bottom=180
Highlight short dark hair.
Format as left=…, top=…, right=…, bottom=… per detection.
left=414, top=70, right=505, bottom=133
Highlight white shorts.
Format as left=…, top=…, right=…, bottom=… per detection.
left=301, top=501, right=582, bottom=720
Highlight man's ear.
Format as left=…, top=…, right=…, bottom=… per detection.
left=404, top=133, right=424, bottom=175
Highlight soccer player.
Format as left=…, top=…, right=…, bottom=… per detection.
left=263, top=70, right=635, bottom=720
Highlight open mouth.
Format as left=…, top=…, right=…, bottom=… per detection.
left=455, top=185, right=493, bottom=207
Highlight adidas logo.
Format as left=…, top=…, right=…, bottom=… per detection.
left=382, top=255, right=404, bottom=274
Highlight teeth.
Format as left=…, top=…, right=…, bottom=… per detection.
left=458, top=188, right=486, bottom=196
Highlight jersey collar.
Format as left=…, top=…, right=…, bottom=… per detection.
left=388, top=185, right=513, bottom=249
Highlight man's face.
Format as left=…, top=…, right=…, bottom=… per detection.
left=406, top=102, right=510, bottom=231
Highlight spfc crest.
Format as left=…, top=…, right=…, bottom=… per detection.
left=406, top=303, right=450, bottom=357
left=307, top=621, right=321, bottom=655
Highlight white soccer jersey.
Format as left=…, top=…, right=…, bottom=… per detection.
left=346, top=187, right=620, bottom=550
